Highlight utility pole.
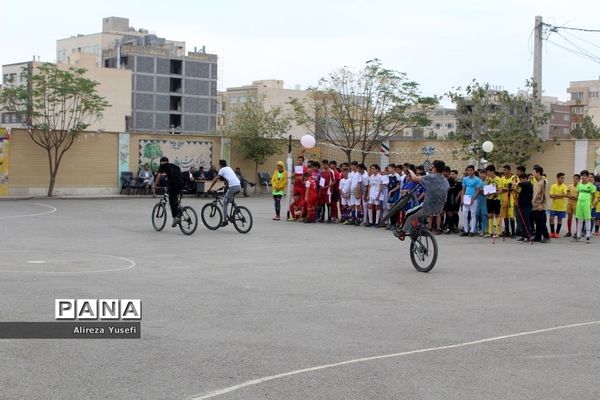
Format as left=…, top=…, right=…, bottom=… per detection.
left=533, top=16, right=543, bottom=98
left=533, top=16, right=546, bottom=138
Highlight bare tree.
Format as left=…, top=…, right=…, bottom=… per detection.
left=290, top=59, right=436, bottom=163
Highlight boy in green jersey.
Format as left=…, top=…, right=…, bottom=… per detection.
left=575, top=170, right=597, bottom=243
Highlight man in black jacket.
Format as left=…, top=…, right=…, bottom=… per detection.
left=153, top=157, right=184, bottom=227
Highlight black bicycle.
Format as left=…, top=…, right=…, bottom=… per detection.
left=380, top=186, right=438, bottom=273
left=201, top=189, right=253, bottom=234
left=152, top=191, right=198, bottom=235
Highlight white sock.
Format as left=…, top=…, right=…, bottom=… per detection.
left=585, top=220, right=592, bottom=238
left=376, top=209, right=381, bottom=225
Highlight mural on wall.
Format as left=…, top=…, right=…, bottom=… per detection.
left=119, top=133, right=130, bottom=178
left=139, top=139, right=212, bottom=172
left=0, top=128, right=9, bottom=196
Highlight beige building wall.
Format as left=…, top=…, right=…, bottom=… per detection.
left=225, top=80, right=310, bottom=139
left=8, top=129, right=118, bottom=196
left=64, top=53, right=132, bottom=133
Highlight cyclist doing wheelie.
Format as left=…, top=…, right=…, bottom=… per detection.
left=207, top=159, right=241, bottom=227
left=153, top=156, right=184, bottom=227
left=397, top=160, right=449, bottom=241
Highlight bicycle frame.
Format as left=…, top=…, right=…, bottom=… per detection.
left=379, top=185, right=420, bottom=226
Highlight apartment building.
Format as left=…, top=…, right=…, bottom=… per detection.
left=401, top=106, right=457, bottom=140
left=57, top=17, right=218, bottom=134
left=567, top=78, right=600, bottom=133
left=1, top=55, right=131, bottom=132
left=223, top=80, right=309, bottom=139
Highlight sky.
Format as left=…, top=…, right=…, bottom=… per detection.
left=2, top=0, right=600, bottom=105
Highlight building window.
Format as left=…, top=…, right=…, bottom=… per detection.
left=563, top=114, right=569, bottom=122
left=446, top=123, right=453, bottom=129
left=590, top=91, right=599, bottom=98
left=572, top=122, right=581, bottom=130
left=572, top=106, right=585, bottom=115
left=571, top=92, right=583, bottom=101
left=563, top=127, right=569, bottom=135
left=434, top=123, right=441, bottom=129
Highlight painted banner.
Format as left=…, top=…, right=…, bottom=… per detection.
left=139, top=139, right=212, bottom=172
left=0, top=128, right=8, bottom=196
left=118, top=132, right=130, bottom=179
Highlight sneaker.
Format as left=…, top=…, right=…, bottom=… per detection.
left=468, top=233, right=475, bottom=237
left=397, top=231, right=406, bottom=241
left=593, top=232, right=600, bottom=236
left=516, top=237, right=525, bottom=242
left=434, top=230, right=442, bottom=235
left=541, top=238, right=551, bottom=243
left=287, top=217, right=296, bottom=222
left=171, top=217, right=180, bottom=227
left=220, top=221, right=229, bottom=227
left=572, top=235, right=580, bottom=241
left=272, top=216, right=280, bottom=221
left=564, top=232, right=572, bottom=237
left=586, top=236, right=591, bottom=243
left=482, top=233, right=491, bottom=238
left=460, top=232, right=469, bottom=237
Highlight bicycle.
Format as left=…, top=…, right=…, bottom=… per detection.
left=151, top=191, right=198, bottom=235
left=379, top=186, right=439, bottom=273
left=201, top=188, right=253, bottom=234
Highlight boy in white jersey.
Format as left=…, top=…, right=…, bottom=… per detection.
left=367, top=164, right=383, bottom=226
left=345, top=161, right=362, bottom=225
left=339, top=169, right=351, bottom=222
left=358, top=163, right=370, bottom=226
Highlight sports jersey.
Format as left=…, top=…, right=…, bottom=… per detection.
left=549, top=183, right=568, bottom=212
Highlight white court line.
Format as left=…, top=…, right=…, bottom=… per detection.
left=0, top=203, right=57, bottom=219
left=189, top=320, right=600, bottom=400
left=0, top=254, right=136, bottom=274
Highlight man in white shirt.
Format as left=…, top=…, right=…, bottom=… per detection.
left=208, top=159, right=241, bottom=226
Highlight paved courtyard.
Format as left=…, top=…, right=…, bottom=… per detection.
left=1, top=196, right=599, bottom=400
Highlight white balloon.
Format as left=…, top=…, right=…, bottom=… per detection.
left=482, top=141, right=494, bottom=153
left=300, top=134, right=316, bottom=149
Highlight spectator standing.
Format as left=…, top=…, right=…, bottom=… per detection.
left=516, top=173, right=533, bottom=242
left=548, top=172, right=568, bottom=238
left=271, top=161, right=287, bottom=221
left=459, top=165, right=483, bottom=237
left=565, top=174, right=580, bottom=237
left=531, top=166, right=550, bottom=243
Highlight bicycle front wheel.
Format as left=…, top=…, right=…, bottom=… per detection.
left=232, top=206, right=253, bottom=234
left=152, top=203, right=167, bottom=231
left=179, top=206, right=198, bottom=235
left=201, top=203, right=222, bottom=230
left=409, top=229, right=438, bottom=273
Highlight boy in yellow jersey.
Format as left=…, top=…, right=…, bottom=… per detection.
left=484, top=165, right=502, bottom=238
left=565, top=174, right=580, bottom=237
left=548, top=172, right=569, bottom=238
left=498, top=165, right=517, bottom=237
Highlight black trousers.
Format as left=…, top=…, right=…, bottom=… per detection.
left=516, top=207, right=532, bottom=238
left=168, top=185, right=181, bottom=218
left=532, top=210, right=549, bottom=240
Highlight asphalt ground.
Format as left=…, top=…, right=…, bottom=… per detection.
left=0, top=196, right=599, bottom=400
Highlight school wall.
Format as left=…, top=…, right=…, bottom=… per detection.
left=8, top=129, right=118, bottom=196
left=5, top=132, right=600, bottom=196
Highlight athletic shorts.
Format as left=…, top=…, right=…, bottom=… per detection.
left=341, top=197, right=349, bottom=206
left=575, top=202, right=592, bottom=220
left=549, top=210, right=566, bottom=219
left=331, top=190, right=340, bottom=203
left=592, top=208, right=600, bottom=219
left=499, top=204, right=514, bottom=219
left=350, top=196, right=361, bottom=206
left=486, top=199, right=501, bottom=215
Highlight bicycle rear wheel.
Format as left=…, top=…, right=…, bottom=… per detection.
left=179, top=206, right=198, bottom=235
left=409, top=229, right=438, bottom=272
left=232, top=205, right=253, bottom=234
left=201, top=203, right=222, bottom=230
left=152, top=203, right=167, bottom=231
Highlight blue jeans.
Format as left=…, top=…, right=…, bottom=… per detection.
left=223, top=185, right=241, bottom=222
left=476, top=195, right=488, bottom=233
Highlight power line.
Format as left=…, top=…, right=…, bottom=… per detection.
left=543, top=22, right=600, bottom=33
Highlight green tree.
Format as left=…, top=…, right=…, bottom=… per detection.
left=447, top=80, right=550, bottom=166
left=143, top=142, right=163, bottom=172
left=227, top=94, right=291, bottom=179
left=571, top=113, right=600, bottom=139
left=0, top=63, right=109, bottom=196
left=290, top=59, right=436, bottom=163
